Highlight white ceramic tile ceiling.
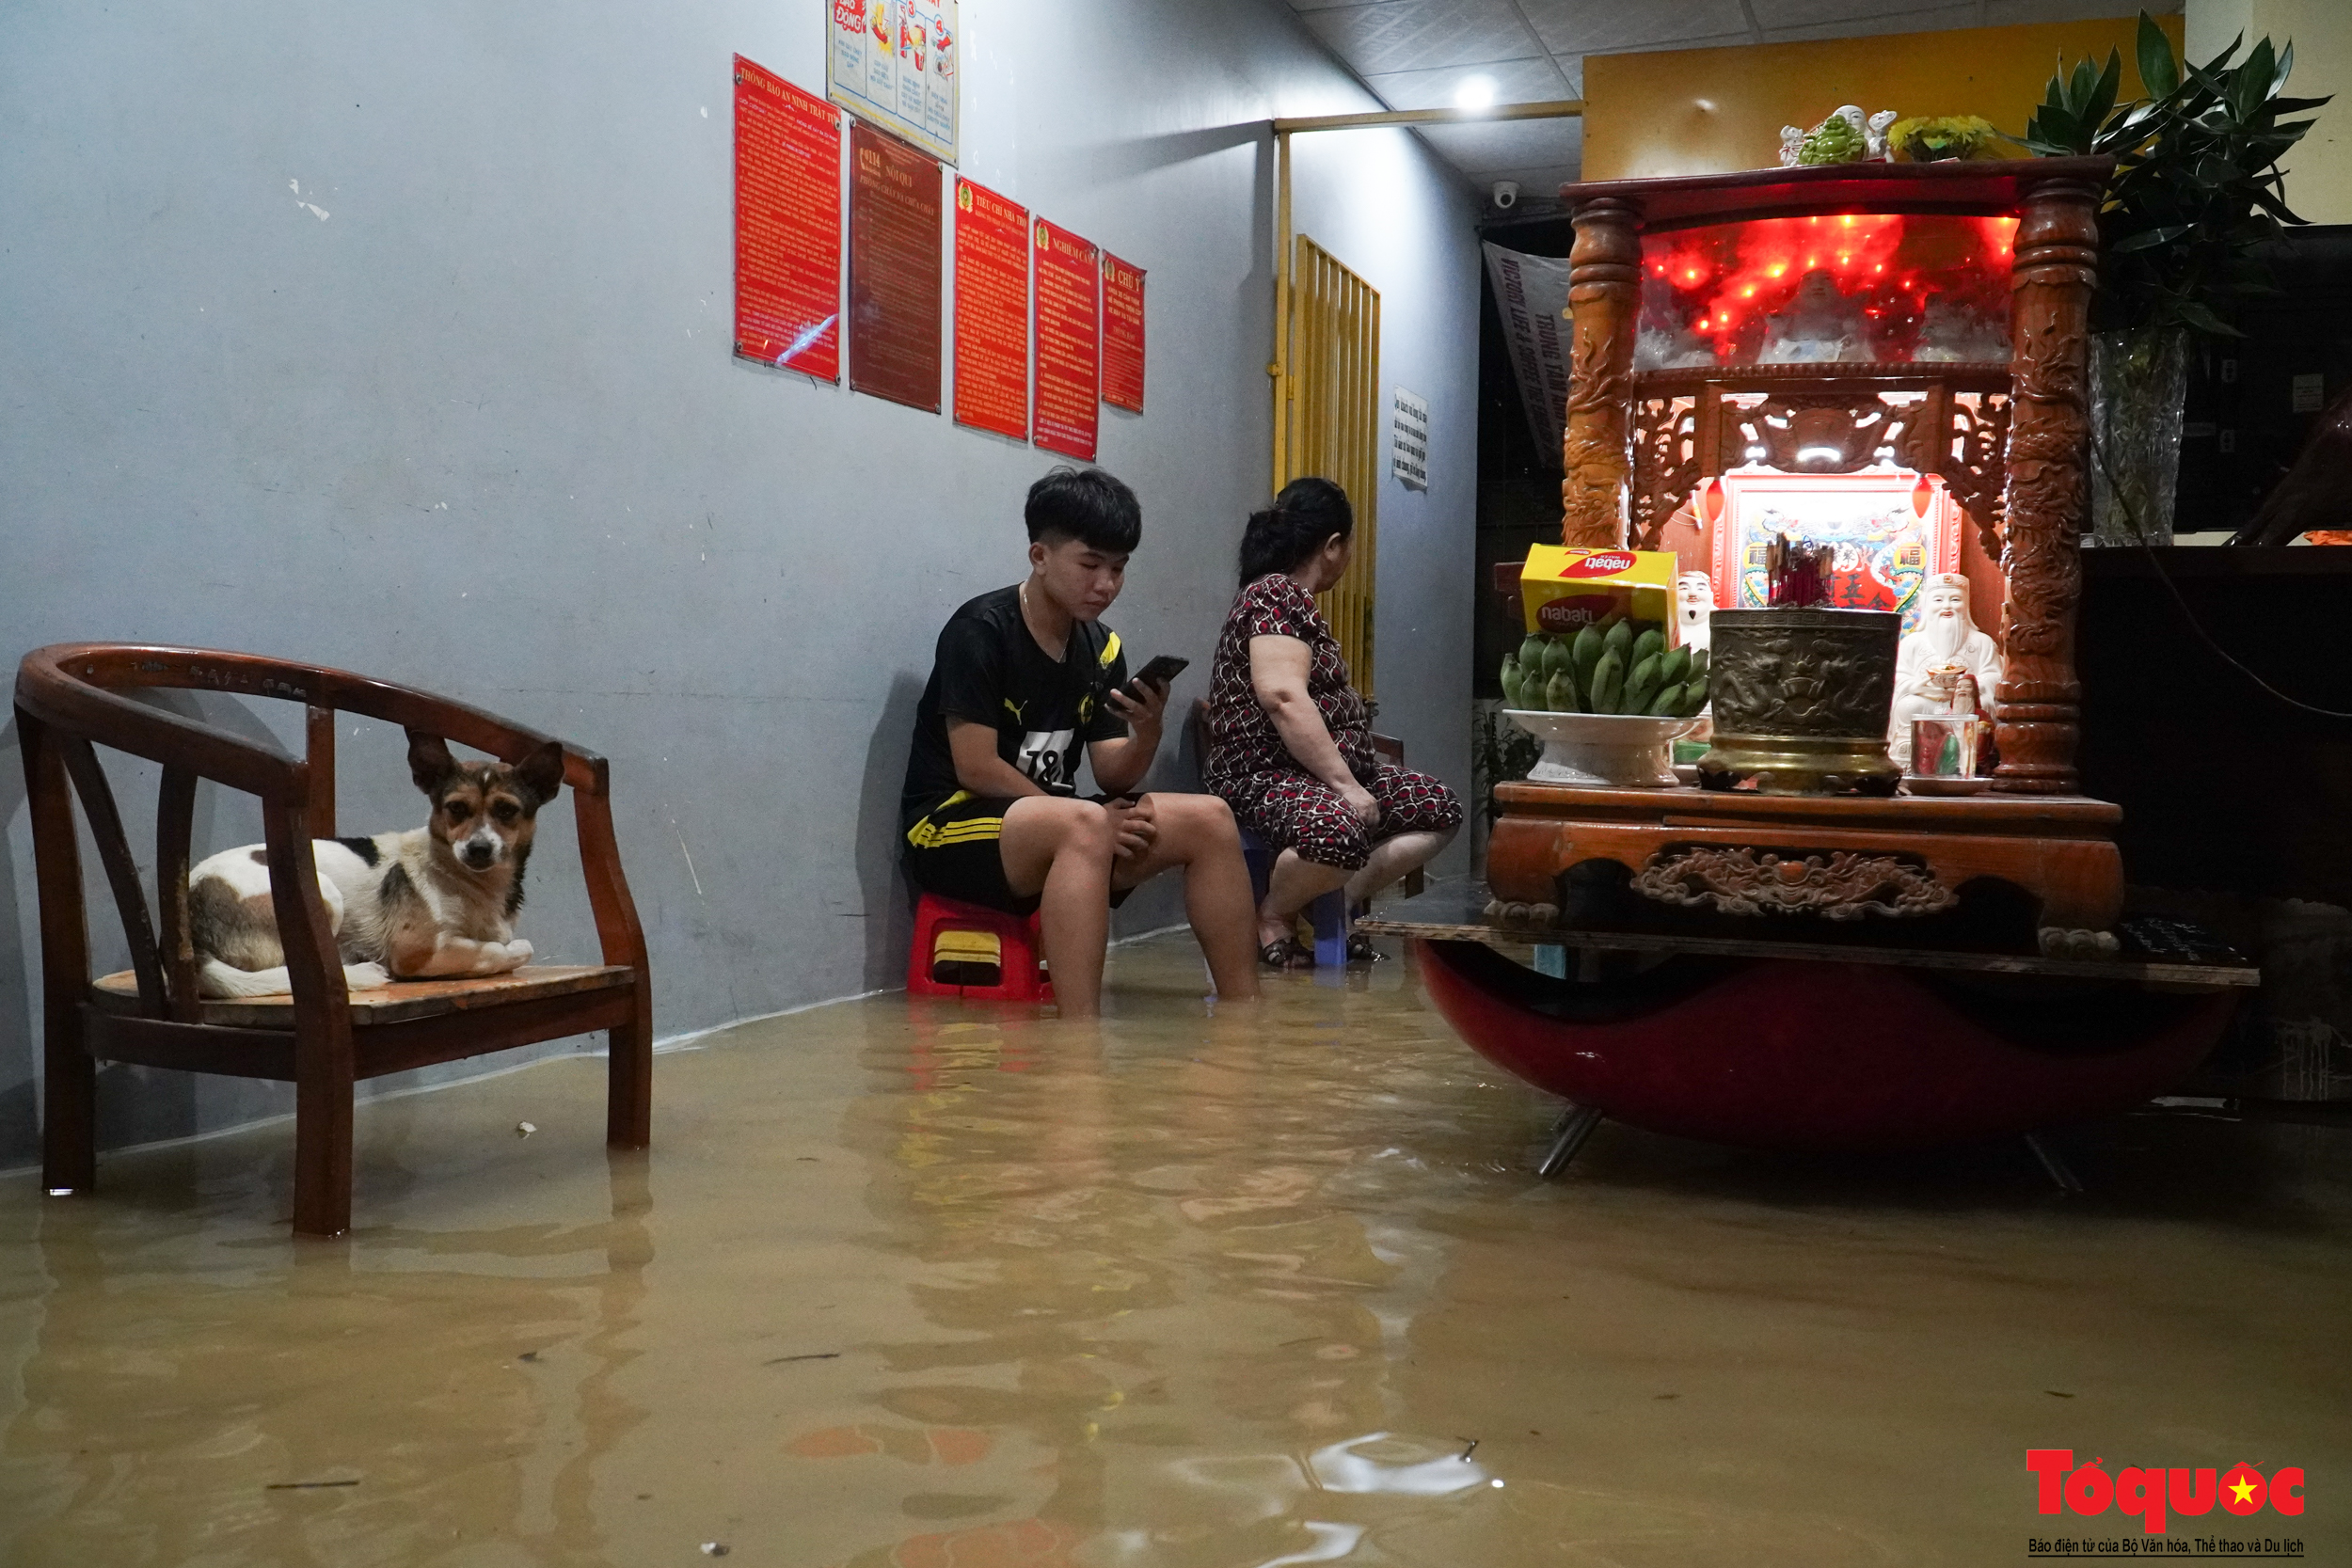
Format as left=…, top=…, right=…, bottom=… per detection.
left=1281, top=0, right=2183, bottom=200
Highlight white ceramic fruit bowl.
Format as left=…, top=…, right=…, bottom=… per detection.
left=1502, top=710, right=1704, bottom=789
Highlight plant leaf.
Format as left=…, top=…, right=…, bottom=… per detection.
left=2030, top=103, right=2083, bottom=151
left=2232, top=43, right=2274, bottom=121
left=2088, top=48, right=2123, bottom=131
left=2136, top=11, right=2180, bottom=97
left=2172, top=297, right=2236, bottom=337
left=2111, top=225, right=2191, bottom=252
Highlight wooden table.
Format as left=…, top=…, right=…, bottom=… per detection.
left=1485, top=781, right=2127, bottom=940
left=1359, top=880, right=2258, bottom=991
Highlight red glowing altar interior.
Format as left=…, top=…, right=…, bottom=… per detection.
left=1491, top=156, right=2127, bottom=942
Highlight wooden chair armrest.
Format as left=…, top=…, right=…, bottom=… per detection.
left=24, top=641, right=617, bottom=788
left=18, top=646, right=304, bottom=800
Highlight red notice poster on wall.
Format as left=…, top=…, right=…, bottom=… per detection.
left=953, top=178, right=1028, bottom=439
left=849, top=119, right=943, bottom=412
left=1032, top=219, right=1100, bottom=461
left=1101, top=252, right=1145, bottom=414
left=734, top=55, right=841, bottom=380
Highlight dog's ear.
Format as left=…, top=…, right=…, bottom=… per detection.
left=516, top=740, right=566, bottom=807
left=405, top=730, right=457, bottom=796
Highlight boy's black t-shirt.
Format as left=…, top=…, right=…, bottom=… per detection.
left=901, top=585, right=1131, bottom=832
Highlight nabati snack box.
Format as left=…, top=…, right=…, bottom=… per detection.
left=1519, top=546, right=1679, bottom=640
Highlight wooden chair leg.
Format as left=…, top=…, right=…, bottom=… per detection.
left=41, top=1014, right=96, bottom=1196
left=21, top=708, right=97, bottom=1196
left=267, top=809, right=356, bottom=1238
left=290, top=1029, right=355, bottom=1236
left=607, top=990, right=652, bottom=1149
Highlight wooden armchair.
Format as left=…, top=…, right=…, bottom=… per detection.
left=14, top=643, right=652, bottom=1236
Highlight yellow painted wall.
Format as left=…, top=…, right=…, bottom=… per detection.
left=1583, top=15, right=2185, bottom=182
left=2189, top=0, right=2350, bottom=222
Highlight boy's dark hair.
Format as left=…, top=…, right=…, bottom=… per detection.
left=1025, top=467, right=1142, bottom=553
left=1238, top=476, right=1353, bottom=583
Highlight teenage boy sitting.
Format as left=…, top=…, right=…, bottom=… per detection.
left=901, top=467, right=1261, bottom=1018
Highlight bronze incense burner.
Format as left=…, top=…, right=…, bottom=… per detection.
left=1697, top=608, right=1902, bottom=796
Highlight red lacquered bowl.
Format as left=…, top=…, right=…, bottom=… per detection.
left=1416, top=940, right=2238, bottom=1152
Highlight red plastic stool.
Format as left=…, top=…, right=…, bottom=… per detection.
left=907, top=893, right=1055, bottom=1002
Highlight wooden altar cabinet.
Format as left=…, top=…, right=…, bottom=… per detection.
left=1493, top=157, right=2125, bottom=941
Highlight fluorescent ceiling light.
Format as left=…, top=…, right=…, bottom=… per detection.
left=1454, top=76, right=1497, bottom=111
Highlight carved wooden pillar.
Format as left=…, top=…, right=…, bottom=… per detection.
left=1561, top=198, right=1641, bottom=548
left=1994, top=175, right=2101, bottom=795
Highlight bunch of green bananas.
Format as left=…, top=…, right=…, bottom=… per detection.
left=1500, top=613, right=1709, bottom=718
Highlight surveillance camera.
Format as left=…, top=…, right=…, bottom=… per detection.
left=1491, top=181, right=1519, bottom=210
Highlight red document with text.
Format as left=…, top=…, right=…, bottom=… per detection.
left=952, top=178, right=1028, bottom=438
left=848, top=119, right=943, bottom=412
left=1032, top=218, right=1100, bottom=460
left=734, top=56, right=841, bottom=380
left=1101, top=252, right=1145, bottom=414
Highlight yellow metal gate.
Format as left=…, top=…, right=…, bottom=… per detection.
left=1273, top=235, right=1381, bottom=696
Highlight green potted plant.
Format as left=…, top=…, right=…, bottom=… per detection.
left=2020, top=13, right=2329, bottom=543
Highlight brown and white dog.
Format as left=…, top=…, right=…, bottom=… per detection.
left=189, top=731, right=564, bottom=998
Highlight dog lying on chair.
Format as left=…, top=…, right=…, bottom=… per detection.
left=189, top=731, right=564, bottom=998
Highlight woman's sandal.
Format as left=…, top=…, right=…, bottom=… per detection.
left=1259, top=937, right=1316, bottom=970
left=1345, top=933, right=1385, bottom=964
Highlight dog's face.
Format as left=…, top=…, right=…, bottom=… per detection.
left=406, top=733, right=565, bottom=874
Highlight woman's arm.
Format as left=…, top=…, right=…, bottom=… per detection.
left=1248, top=635, right=1377, bottom=822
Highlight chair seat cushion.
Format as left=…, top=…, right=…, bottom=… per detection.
left=89, top=964, right=635, bottom=1029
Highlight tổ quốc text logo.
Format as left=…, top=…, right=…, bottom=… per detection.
left=2031, top=1450, right=2305, bottom=1535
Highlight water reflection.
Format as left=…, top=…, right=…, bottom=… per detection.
left=2, top=938, right=2347, bottom=1565
left=0, top=1139, right=652, bottom=1563
left=819, top=958, right=1510, bottom=1566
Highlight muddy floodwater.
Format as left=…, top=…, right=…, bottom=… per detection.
left=3, top=933, right=2346, bottom=1565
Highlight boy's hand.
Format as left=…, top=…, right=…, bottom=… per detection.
left=1105, top=675, right=1168, bottom=732
left=1104, top=795, right=1157, bottom=862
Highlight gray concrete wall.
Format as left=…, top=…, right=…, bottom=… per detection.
left=0, top=0, right=1481, bottom=1166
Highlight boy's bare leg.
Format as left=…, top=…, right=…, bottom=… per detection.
left=1343, top=826, right=1457, bottom=907
left=999, top=797, right=1117, bottom=1019
left=1108, top=794, right=1262, bottom=1000
left=1259, top=847, right=1349, bottom=952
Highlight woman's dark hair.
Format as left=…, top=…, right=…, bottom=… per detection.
left=1025, top=466, right=1142, bottom=553
left=1238, top=477, right=1353, bottom=584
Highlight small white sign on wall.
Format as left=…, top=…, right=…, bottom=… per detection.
left=1391, top=387, right=1430, bottom=490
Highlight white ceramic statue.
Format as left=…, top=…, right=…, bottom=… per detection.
left=1634, top=297, right=1718, bottom=371
left=1889, top=574, right=2003, bottom=766
left=1913, top=293, right=2010, bottom=363
left=1759, top=269, right=1870, bottom=364
left=1778, top=106, right=1900, bottom=166
left=1676, top=572, right=1714, bottom=655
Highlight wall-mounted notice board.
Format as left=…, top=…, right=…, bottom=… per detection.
left=734, top=56, right=842, bottom=380
left=1033, top=218, right=1100, bottom=461
left=849, top=119, right=943, bottom=413
left=953, top=178, right=1029, bottom=439
left=1101, top=252, right=1146, bottom=414
left=829, top=0, right=958, bottom=163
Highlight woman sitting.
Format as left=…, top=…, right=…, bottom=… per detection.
left=1202, top=478, right=1463, bottom=968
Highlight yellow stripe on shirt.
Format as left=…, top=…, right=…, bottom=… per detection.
left=1099, top=630, right=1120, bottom=668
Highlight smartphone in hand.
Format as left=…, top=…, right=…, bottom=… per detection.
left=1125, top=655, right=1188, bottom=700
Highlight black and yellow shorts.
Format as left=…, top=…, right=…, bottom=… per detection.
left=904, top=791, right=1136, bottom=916
left=905, top=792, right=1033, bottom=914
